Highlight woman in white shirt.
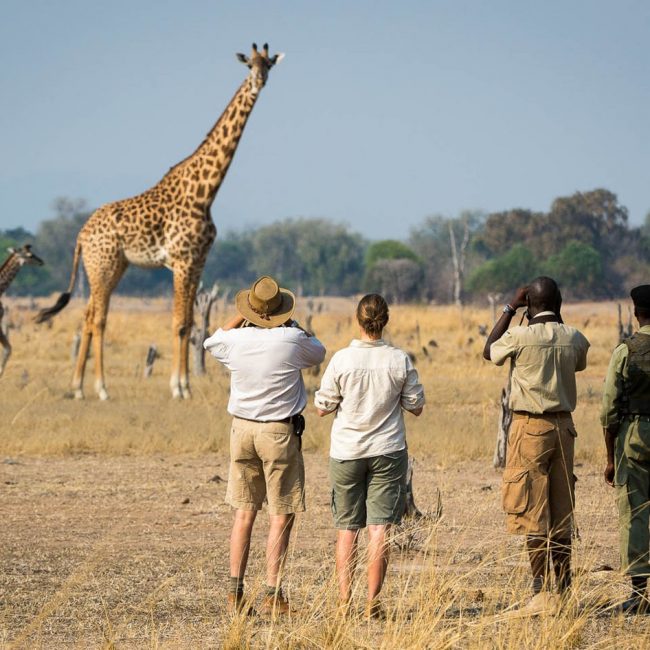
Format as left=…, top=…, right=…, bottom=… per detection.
left=314, top=294, right=425, bottom=618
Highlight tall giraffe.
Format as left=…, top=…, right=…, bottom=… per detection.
left=36, top=43, right=283, bottom=400
left=0, top=245, right=45, bottom=376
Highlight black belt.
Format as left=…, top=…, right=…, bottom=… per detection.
left=235, top=415, right=292, bottom=424
left=513, top=410, right=571, bottom=417
left=234, top=414, right=306, bottom=450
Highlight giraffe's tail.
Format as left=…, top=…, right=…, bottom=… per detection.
left=34, top=240, right=82, bottom=324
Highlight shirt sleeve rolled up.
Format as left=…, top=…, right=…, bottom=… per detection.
left=600, top=344, right=627, bottom=428
left=314, top=357, right=341, bottom=413
left=400, top=357, right=425, bottom=411
left=203, top=328, right=231, bottom=365
left=490, top=329, right=517, bottom=366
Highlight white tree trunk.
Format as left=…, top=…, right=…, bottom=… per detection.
left=449, top=219, right=470, bottom=307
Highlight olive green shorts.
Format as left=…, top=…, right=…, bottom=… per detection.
left=329, top=448, right=408, bottom=530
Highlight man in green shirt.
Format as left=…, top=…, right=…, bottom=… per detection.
left=602, top=285, right=650, bottom=614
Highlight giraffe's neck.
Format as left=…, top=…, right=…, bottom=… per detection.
left=167, top=77, right=260, bottom=209
left=0, top=255, right=22, bottom=298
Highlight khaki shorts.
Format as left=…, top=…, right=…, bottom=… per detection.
left=329, top=449, right=408, bottom=530
left=226, top=417, right=305, bottom=515
left=502, top=413, right=576, bottom=536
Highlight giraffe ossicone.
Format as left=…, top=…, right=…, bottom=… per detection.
left=35, top=43, right=283, bottom=399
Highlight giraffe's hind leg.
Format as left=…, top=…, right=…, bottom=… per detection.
left=88, top=260, right=127, bottom=400
left=0, top=303, right=11, bottom=377
left=72, top=241, right=127, bottom=400
left=71, top=296, right=94, bottom=399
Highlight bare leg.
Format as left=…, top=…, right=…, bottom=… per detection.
left=336, top=529, right=360, bottom=603
left=367, top=524, right=391, bottom=602
left=72, top=297, right=94, bottom=400
left=230, top=509, right=257, bottom=578
left=266, top=514, right=295, bottom=589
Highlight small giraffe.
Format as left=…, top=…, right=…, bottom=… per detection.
left=0, top=245, right=45, bottom=376
left=36, top=43, right=283, bottom=400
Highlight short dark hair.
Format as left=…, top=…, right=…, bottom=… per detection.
left=356, top=294, right=389, bottom=337
left=528, top=276, right=561, bottom=312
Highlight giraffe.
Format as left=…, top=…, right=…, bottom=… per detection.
left=36, top=43, right=284, bottom=400
left=0, top=245, right=45, bottom=376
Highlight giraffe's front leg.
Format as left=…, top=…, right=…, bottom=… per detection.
left=171, top=271, right=198, bottom=399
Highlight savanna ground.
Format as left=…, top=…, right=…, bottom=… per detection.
left=1, top=295, right=649, bottom=649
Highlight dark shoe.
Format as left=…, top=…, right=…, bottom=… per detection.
left=227, top=592, right=255, bottom=616
left=261, top=590, right=292, bottom=617
left=619, top=593, right=649, bottom=615
left=619, top=576, right=649, bottom=615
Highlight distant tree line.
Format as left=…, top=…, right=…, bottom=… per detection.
left=2, top=189, right=648, bottom=303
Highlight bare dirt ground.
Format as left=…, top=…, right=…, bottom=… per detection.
left=2, top=453, right=649, bottom=649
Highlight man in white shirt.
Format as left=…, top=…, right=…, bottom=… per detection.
left=204, top=276, right=325, bottom=616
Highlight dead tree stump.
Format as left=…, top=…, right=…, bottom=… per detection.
left=493, top=363, right=514, bottom=469
left=144, top=345, right=158, bottom=379
left=192, top=282, right=219, bottom=376
left=618, top=303, right=633, bottom=343
left=403, top=456, right=423, bottom=519
left=71, top=330, right=81, bottom=362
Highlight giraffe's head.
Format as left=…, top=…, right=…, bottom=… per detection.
left=236, top=43, right=284, bottom=97
left=8, top=244, right=44, bottom=267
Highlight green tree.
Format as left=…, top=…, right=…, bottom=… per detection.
left=542, top=241, right=604, bottom=299
left=247, top=218, right=365, bottom=296
left=364, top=258, right=423, bottom=303
left=364, top=240, right=420, bottom=268
left=467, top=245, right=539, bottom=295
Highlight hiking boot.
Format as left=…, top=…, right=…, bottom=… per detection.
left=227, top=592, right=255, bottom=616
left=365, top=599, right=386, bottom=621
left=261, top=590, right=292, bottom=617
left=508, top=592, right=560, bottom=617
left=336, top=598, right=353, bottom=619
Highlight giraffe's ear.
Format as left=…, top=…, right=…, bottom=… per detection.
left=269, top=53, right=285, bottom=66
left=7, top=247, right=15, bottom=254
left=236, top=53, right=249, bottom=65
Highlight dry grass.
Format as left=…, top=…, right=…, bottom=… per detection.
left=1, top=296, right=649, bottom=648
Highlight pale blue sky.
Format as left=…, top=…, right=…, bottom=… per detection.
left=1, top=1, right=648, bottom=238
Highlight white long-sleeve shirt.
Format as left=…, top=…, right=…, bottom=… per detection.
left=204, top=325, right=326, bottom=421
left=314, top=339, right=425, bottom=460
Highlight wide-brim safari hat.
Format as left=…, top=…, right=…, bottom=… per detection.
left=235, top=276, right=296, bottom=328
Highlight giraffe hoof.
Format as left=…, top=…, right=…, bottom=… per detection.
left=181, top=390, right=192, bottom=400
left=171, top=388, right=182, bottom=399
left=74, top=389, right=85, bottom=400
left=98, top=388, right=109, bottom=401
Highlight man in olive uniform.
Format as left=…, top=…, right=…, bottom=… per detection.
left=602, top=285, right=650, bottom=614
left=484, top=276, right=590, bottom=614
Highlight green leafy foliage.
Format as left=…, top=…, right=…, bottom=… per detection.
left=468, top=245, right=539, bottom=294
